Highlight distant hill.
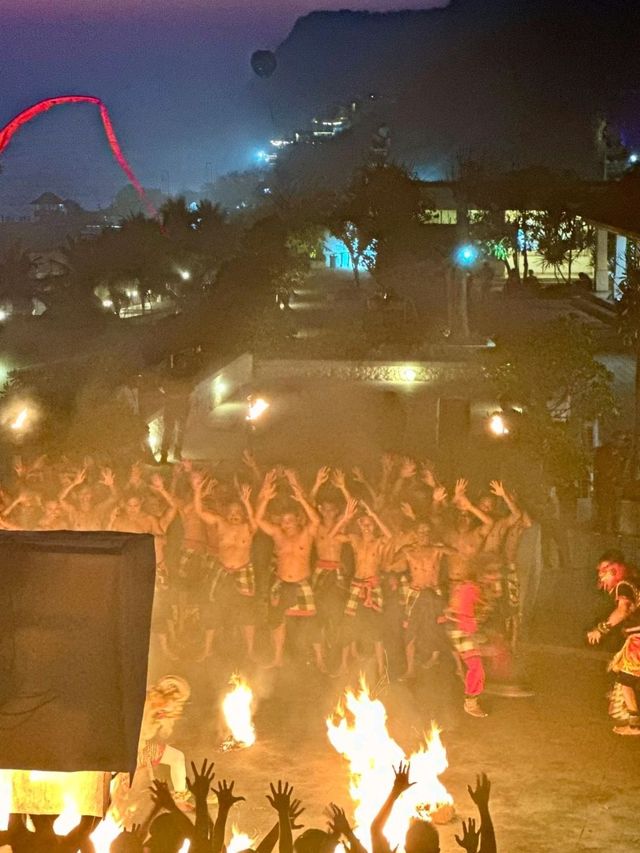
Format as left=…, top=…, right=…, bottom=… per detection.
left=248, top=0, right=640, bottom=178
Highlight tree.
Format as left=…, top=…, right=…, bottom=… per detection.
left=485, top=317, right=615, bottom=491
left=0, top=242, right=35, bottom=310
left=327, top=165, right=422, bottom=285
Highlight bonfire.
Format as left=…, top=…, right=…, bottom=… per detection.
left=221, top=673, right=256, bottom=750
left=327, top=677, right=454, bottom=851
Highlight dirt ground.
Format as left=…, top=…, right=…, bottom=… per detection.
left=155, top=642, right=640, bottom=853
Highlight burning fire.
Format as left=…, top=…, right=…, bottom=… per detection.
left=222, top=673, right=256, bottom=749
left=326, top=678, right=453, bottom=851
left=90, top=814, right=123, bottom=851
left=228, top=823, right=258, bottom=853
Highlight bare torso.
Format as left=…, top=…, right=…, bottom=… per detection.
left=405, top=546, right=442, bottom=589
left=273, top=528, right=314, bottom=582
left=315, top=522, right=343, bottom=563
left=217, top=520, right=253, bottom=570
left=350, top=535, right=385, bottom=580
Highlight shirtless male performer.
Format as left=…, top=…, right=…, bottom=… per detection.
left=310, top=466, right=351, bottom=670
left=333, top=497, right=392, bottom=679
left=255, top=468, right=321, bottom=669
left=191, top=472, right=257, bottom=661
left=59, top=466, right=118, bottom=530
left=393, top=521, right=455, bottom=680
left=444, top=479, right=493, bottom=586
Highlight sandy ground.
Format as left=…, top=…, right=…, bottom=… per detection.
left=148, top=641, right=640, bottom=853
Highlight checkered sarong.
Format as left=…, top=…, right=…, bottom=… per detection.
left=209, top=559, right=255, bottom=599
left=344, top=576, right=383, bottom=616
left=447, top=628, right=482, bottom=657
left=270, top=577, right=316, bottom=616
left=312, top=559, right=346, bottom=590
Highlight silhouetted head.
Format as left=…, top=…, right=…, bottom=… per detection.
left=148, top=812, right=189, bottom=852
left=294, top=829, right=333, bottom=853
left=405, top=819, right=440, bottom=853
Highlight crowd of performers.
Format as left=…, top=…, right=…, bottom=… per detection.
left=0, top=451, right=537, bottom=720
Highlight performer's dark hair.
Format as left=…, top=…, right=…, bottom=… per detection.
left=598, top=549, right=626, bottom=565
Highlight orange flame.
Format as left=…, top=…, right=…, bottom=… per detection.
left=222, top=673, right=256, bottom=749
left=327, top=677, right=453, bottom=850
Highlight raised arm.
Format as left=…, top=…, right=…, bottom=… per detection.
left=150, top=473, right=179, bottom=532
left=467, top=773, right=495, bottom=853
left=255, top=470, right=280, bottom=537
left=310, top=465, right=331, bottom=502
left=211, top=777, right=245, bottom=853
left=95, top=466, right=119, bottom=510
left=267, top=781, right=296, bottom=853
left=329, top=496, right=358, bottom=538
left=351, top=466, right=380, bottom=507
left=360, top=500, right=392, bottom=541
left=59, top=467, right=86, bottom=507
left=371, top=762, right=414, bottom=853
left=331, top=469, right=351, bottom=502
left=327, top=804, right=367, bottom=853
left=285, top=470, right=320, bottom=533
left=454, top=480, right=493, bottom=528
left=489, top=480, right=520, bottom=524
left=238, top=482, right=257, bottom=531
left=191, top=471, right=221, bottom=526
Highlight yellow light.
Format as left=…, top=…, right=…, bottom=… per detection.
left=488, top=413, right=509, bottom=436
left=228, top=825, right=258, bottom=853
left=247, top=397, right=269, bottom=422
left=0, top=309, right=8, bottom=322
left=222, top=674, right=256, bottom=749
left=10, top=408, right=29, bottom=431
left=400, top=366, right=417, bottom=383
left=102, top=299, right=113, bottom=308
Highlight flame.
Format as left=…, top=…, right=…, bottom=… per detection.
left=90, top=814, right=122, bottom=851
left=326, top=677, right=453, bottom=851
left=222, top=673, right=256, bottom=748
left=228, top=822, right=258, bottom=853
left=0, top=770, right=12, bottom=831
left=10, top=408, right=28, bottom=431
left=178, top=841, right=191, bottom=852
left=53, top=792, right=82, bottom=835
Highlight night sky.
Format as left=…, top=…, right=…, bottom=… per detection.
left=0, top=0, right=444, bottom=215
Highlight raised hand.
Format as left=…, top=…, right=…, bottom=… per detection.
left=267, top=781, right=295, bottom=814
left=314, top=466, right=331, bottom=487
left=150, top=780, right=177, bottom=813
left=432, top=485, right=448, bottom=504
left=391, top=761, right=415, bottom=796
left=242, top=448, right=259, bottom=470
left=489, top=480, right=505, bottom=498
left=399, top=457, right=416, bottom=479
left=455, top=817, right=480, bottom=853
left=400, top=501, right=416, bottom=520
left=74, top=467, right=88, bottom=486
left=345, top=496, right=359, bottom=518
left=467, top=773, right=491, bottom=810
left=381, top=453, right=396, bottom=476
left=331, top=469, right=347, bottom=490
left=289, top=798, right=305, bottom=831
left=327, top=804, right=350, bottom=838
left=214, top=778, right=245, bottom=810
left=99, top=467, right=115, bottom=488
left=187, top=759, right=216, bottom=801
left=260, top=470, right=278, bottom=502
left=454, top=478, right=468, bottom=501
left=359, top=499, right=373, bottom=517
left=420, top=461, right=437, bottom=488
left=239, top=483, right=252, bottom=504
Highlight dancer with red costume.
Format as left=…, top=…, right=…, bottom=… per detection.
left=587, top=550, right=640, bottom=736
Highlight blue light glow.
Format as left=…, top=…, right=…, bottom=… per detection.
left=454, top=243, right=479, bottom=267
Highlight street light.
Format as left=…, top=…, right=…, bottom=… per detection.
left=246, top=396, right=269, bottom=422
left=179, top=269, right=191, bottom=281
left=488, top=412, right=509, bottom=436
